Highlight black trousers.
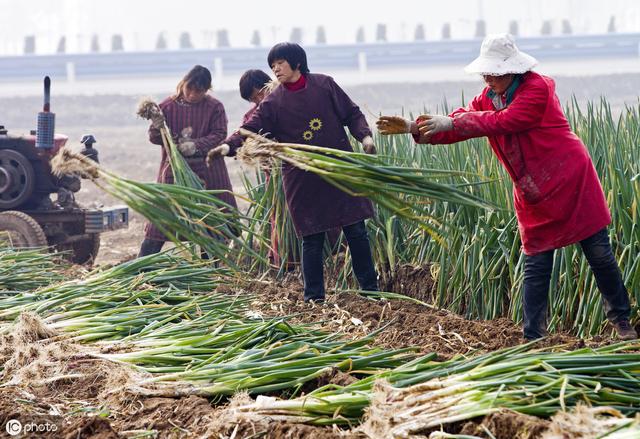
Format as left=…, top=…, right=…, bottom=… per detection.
left=138, top=238, right=164, bottom=257
left=301, top=221, right=378, bottom=302
left=523, top=227, right=631, bottom=339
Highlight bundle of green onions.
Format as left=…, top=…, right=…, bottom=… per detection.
left=100, top=325, right=417, bottom=397
left=0, top=251, right=233, bottom=322
left=228, top=341, right=640, bottom=431
left=3, top=283, right=418, bottom=398
left=0, top=247, right=68, bottom=292
left=136, top=99, right=204, bottom=190
left=0, top=250, right=420, bottom=398
left=240, top=164, right=301, bottom=275
left=236, top=129, right=495, bottom=240
left=43, top=292, right=251, bottom=342
left=50, top=149, right=262, bottom=267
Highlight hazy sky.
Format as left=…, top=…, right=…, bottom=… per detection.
left=1, top=0, right=639, bottom=54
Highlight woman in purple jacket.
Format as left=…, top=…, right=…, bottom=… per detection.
left=209, top=43, right=378, bottom=302
left=138, top=65, right=237, bottom=257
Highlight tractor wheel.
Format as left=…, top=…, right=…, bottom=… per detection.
left=0, top=149, right=35, bottom=209
left=68, top=233, right=100, bottom=265
left=0, top=210, right=48, bottom=247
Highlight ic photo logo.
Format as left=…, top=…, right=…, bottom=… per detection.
left=5, top=418, right=58, bottom=436
left=5, top=419, right=22, bottom=436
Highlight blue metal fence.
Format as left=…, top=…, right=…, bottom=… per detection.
left=0, top=33, right=638, bottom=81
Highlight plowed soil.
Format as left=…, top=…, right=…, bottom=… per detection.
left=239, top=273, right=597, bottom=360
left=0, top=264, right=616, bottom=438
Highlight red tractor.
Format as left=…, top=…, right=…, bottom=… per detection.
left=0, top=77, right=128, bottom=264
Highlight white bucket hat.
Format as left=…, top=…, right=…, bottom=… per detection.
left=464, top=33, right=538, bottom=75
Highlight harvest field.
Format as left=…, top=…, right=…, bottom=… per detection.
left=1, top=77, right=640, bottom=438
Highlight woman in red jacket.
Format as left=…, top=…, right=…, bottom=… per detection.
left=377, top=34, right=636, bottom=341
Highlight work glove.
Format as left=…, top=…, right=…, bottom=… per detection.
left=417, top=115, right=454, bottom=136
left=177, top=127, right=196, bottom=157
left=376, top=116, right=417, bottom=135
left=362, top=135, right=376, bottom=154
left=178, top=141, right=197, bottom=157
left=137, top=99, right=165, bottom=129
left=206, top=144, right=230, bottom=167
left=180, top=127, right=193, bottom=140
left=150, top=114, right=165, bottom=130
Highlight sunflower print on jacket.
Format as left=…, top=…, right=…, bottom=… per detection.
left=309, top=118, right=322, bottom=131
left=302, top=117, right=323, bottom=142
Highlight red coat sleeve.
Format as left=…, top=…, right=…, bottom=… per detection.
left=418, top=94, right=486, bottom=145
left=451, top=78, right=549, bottom=138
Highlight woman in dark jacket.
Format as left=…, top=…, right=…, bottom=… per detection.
left=210, top=43, right=378, bottom=302
left=138, top=65, right=237, bottom=257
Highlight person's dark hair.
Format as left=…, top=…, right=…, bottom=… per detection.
left=239, top=69, right=272, bottom=101
left=175, top=65, right=212, bottom=99
left=267, top=42, right=310, bottom=74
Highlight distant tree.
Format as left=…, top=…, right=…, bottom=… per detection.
left=179, top=32, right=193, bottom=49
left=414, top=24, right=425, bottom=41
left=250, top=30, right=261, bottom=46
left=562, top=19, right=572, bottom=35
left=316, top=26, right=326, bottom=44
left=475, top=20, right=486, bottom=38
left=24, top=35, right=36, bottom=54
left=217, top=29, right=230, bottom=47
left=155, top=33, right=167, bottom=50
left=441, top=23, right=451, bottom=40
left=540, top=20, right=552, bottom=35
left=607, top=16, right=616, bottom=33
left=289, top=27, right=303, bottom=44
left=56, top=36, right=66, bottom=54
left=376, top=23, right=387, bottom=42
left=90, top=34, right=100, bottom=52
left=356, top=26, right=365, bottom=43
left=509, top=20, right=519, bottom=36
left=111, top=34, right=124, bottom=51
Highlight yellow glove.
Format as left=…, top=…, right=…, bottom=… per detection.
left=376, top=116, right=416, bottom=135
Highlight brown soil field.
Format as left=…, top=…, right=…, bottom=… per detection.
left=0, top=281, right=612, bottom=439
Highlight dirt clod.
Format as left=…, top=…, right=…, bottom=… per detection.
left=64, top=417, right=119, bottom=439
left=460, top=410, right=550, bottom=439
